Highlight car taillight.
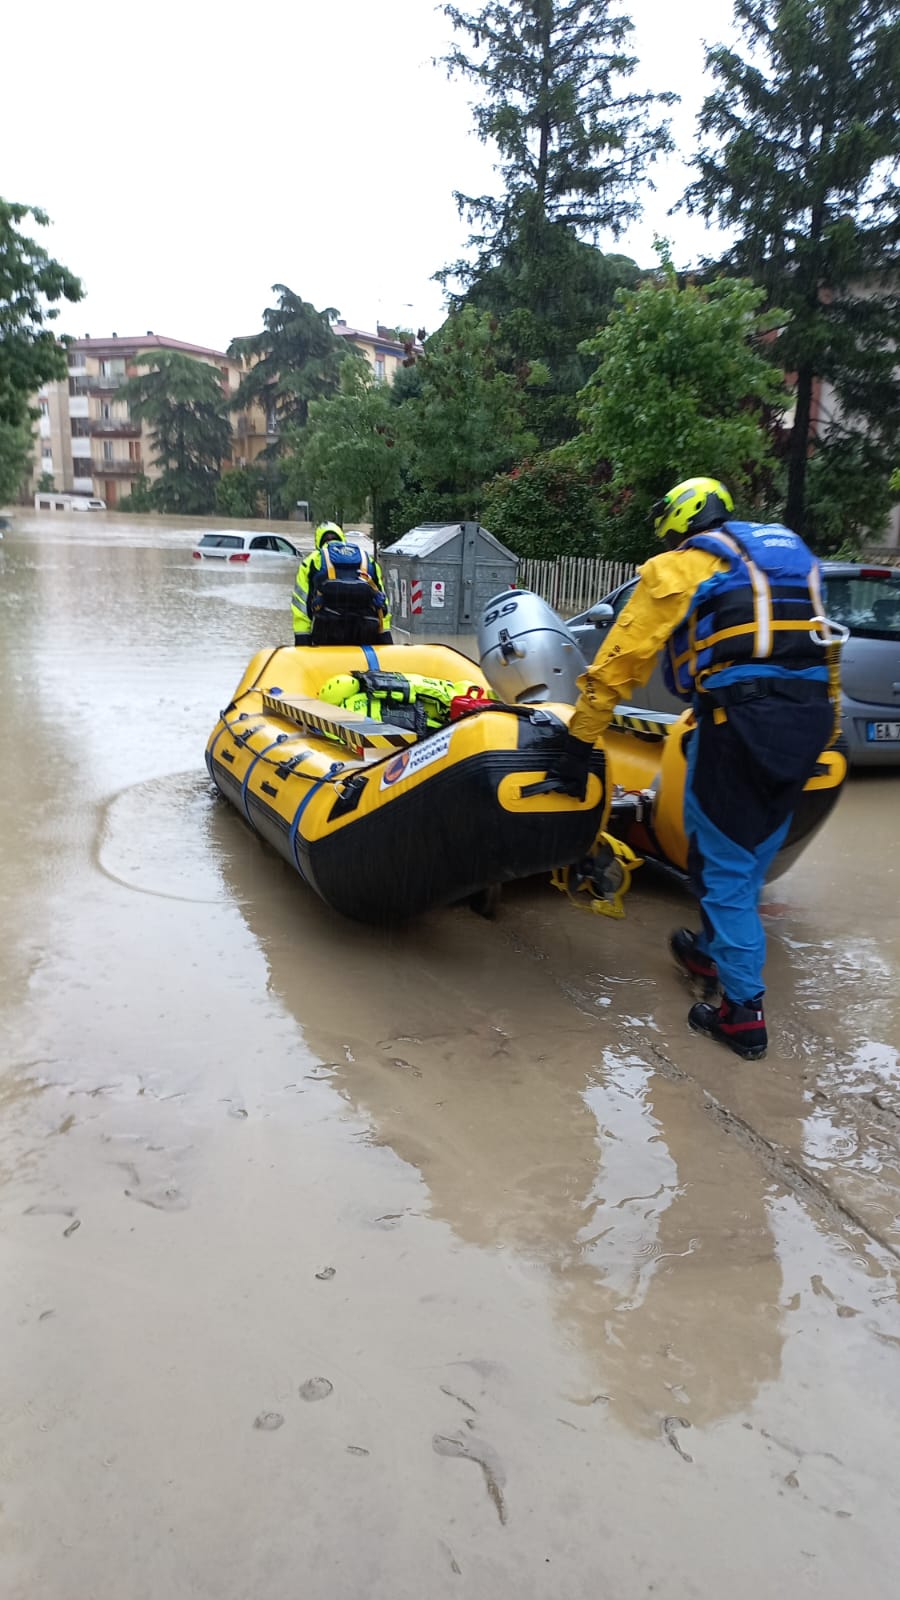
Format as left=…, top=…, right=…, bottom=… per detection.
left=229, top=551, right=251, bottom=562
left=192, top=550, right=202, bottom=559
left=860, top=568, right=892, bottom=580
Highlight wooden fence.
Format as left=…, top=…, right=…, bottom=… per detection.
left=517, top=555, right=637, bottom=616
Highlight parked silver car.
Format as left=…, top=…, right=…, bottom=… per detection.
left=568, top=561, right=900, bottom=766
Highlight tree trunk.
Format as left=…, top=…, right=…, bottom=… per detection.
left=786, top=365, right=813, bottom=537
left=535, top=5, right=552, bottom=222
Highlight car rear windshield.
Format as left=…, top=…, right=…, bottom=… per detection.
left=824, top=572, right=900, bottom=640
left=198, top=534, right=243, bottom=549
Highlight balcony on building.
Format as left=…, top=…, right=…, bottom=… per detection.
left=93, top=457, right=143, bottom=475
left=91, top=417, right=141, bottom=437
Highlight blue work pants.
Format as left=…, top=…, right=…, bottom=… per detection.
left=683, top=692, right=833, bottom=1003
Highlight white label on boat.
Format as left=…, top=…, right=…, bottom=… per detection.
left=380, top=726, right=453, bottom=789
left=430, top=579, right=445, bottom=608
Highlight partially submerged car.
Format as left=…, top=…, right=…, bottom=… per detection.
left=567, top=562, right=900, bottom=766
left=191, top=531, right=302, bottom=566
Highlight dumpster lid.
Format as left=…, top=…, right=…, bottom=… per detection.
left=382, top=521, right=517, bottom=562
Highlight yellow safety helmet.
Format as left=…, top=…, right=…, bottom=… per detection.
left=315, top=521, right=345, bottom=549
left=651, top=478, right=734, bottom=541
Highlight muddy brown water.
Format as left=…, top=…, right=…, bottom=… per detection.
left=2, top=512, right=900, bottom=1598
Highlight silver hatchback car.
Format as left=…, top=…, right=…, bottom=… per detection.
left=568, top=561, right=900, bottom=766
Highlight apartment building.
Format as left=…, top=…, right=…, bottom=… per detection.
left=334, top=321, right=417, bottom=384
left=32, top=333, right=269, bottom=508
left=30, top=323, right=418, bottom=508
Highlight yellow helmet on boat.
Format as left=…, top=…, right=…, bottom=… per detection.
left=651, top=478, right=734, bottom=541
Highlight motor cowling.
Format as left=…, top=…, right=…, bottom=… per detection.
left=478, top=589, right=583, bottom=704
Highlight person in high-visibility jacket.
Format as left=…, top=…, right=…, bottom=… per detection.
left=553, top=478, right=841, bottom=1060
left=292, top=523, right=393, bottom=646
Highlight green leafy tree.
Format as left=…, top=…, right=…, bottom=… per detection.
left=283, top=362, right=403, bottom=548
left=573, top=263, right=787, bottom=559
left=118, top=351, right=232, bottom=515
left=215, top=464, right=265, bottom=518
left=0, top=419, right=35, bottom=503
left=457, top=232, right=640, bottom=446
left=229, top=287, right=357, bottom=439
left=398, top=307, right=537, bottom=522
left=481, top=454, right=608, bottom=557
left=684, top=0, right=900, bottom=538
left=119, top=472, right=154, bottom=513
left=0, top=198, right=82, bottom=500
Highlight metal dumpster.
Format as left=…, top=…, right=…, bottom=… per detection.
left=381, top=522, right=519, bottom=636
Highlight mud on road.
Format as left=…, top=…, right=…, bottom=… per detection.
left=1, top=515, right=899, bottom=1598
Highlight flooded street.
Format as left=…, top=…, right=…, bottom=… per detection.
left=2, top=513, right=900, bottom=1599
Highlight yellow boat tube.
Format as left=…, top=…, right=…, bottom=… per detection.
left=205, top=643, right=607, bottom=923
left=603, top=705, right=846, bottom=884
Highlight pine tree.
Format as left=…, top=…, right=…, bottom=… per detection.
left=229, top=287, right=356, bottom=438
left=439, top=3, right=666, bottom=447
left=118, top=351, right=232, bottom=515
left=442, top=0, right=673, bottom=253
left=685, top=0, right=900, bottom=540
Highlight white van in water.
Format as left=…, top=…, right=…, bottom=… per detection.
left=34, top=492, right=107, bottom=512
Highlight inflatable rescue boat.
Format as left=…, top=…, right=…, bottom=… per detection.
left=207, top=596, right=846, bottom=924
left=205, top=643, right=607, bottom=922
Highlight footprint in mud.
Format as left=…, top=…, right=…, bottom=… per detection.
left=433, top=1431, right=507, bottom=1525
left=124, top=1186, right=190, bottom=1212
left=299, top=1377, right=333, bottom=1402
left=253, top=1412, right=285, bottom=1431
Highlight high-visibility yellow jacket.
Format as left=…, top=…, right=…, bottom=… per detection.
left=292, top=528, right=392, bottom=638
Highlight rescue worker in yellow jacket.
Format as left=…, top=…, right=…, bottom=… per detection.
left=553, top=478, right=840, bottom=1061
left=292, top=522, right=393, bottom=646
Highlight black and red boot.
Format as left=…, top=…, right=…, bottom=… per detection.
left=688, top=994, right=768, bottom=1061
left=670, top=928, right=719, bottom=992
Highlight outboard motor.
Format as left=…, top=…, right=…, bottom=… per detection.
left=478, top=589, right=583, bottom=704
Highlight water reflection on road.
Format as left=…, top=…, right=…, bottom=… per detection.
left=2, top=512, right=900, bottom=1600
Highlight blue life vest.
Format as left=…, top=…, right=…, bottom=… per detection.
left=310, top=542, right=387, bottom=622
left=663, top=521, right=828, bottom=701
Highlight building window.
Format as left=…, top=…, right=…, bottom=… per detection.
left=68, top=351, right=86, bottom=369
left=375, top=357, right=386, bottom=383
left=39, top=398, right=50, bottom=416
left=71, top=418, right=92, bottom=437
left=102, top=441, right=114, bottom=462
left=128, top=441, right=142, bottom=463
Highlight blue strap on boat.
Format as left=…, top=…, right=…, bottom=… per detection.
left=206, top=717, right=233, bottom=779
left=240, top=737, right=290, bottom=822
left=362, top=644, right=380, bottom=670
left=289, top=763, right=344, bottom=883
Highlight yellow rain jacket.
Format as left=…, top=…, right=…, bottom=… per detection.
left=569, top=544, right=841, bottom=744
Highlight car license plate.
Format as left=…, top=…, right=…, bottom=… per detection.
left=867, top=720, right=900, bottom=741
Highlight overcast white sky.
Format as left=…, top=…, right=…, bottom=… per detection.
left=2, top=0, right=736, bottom=351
